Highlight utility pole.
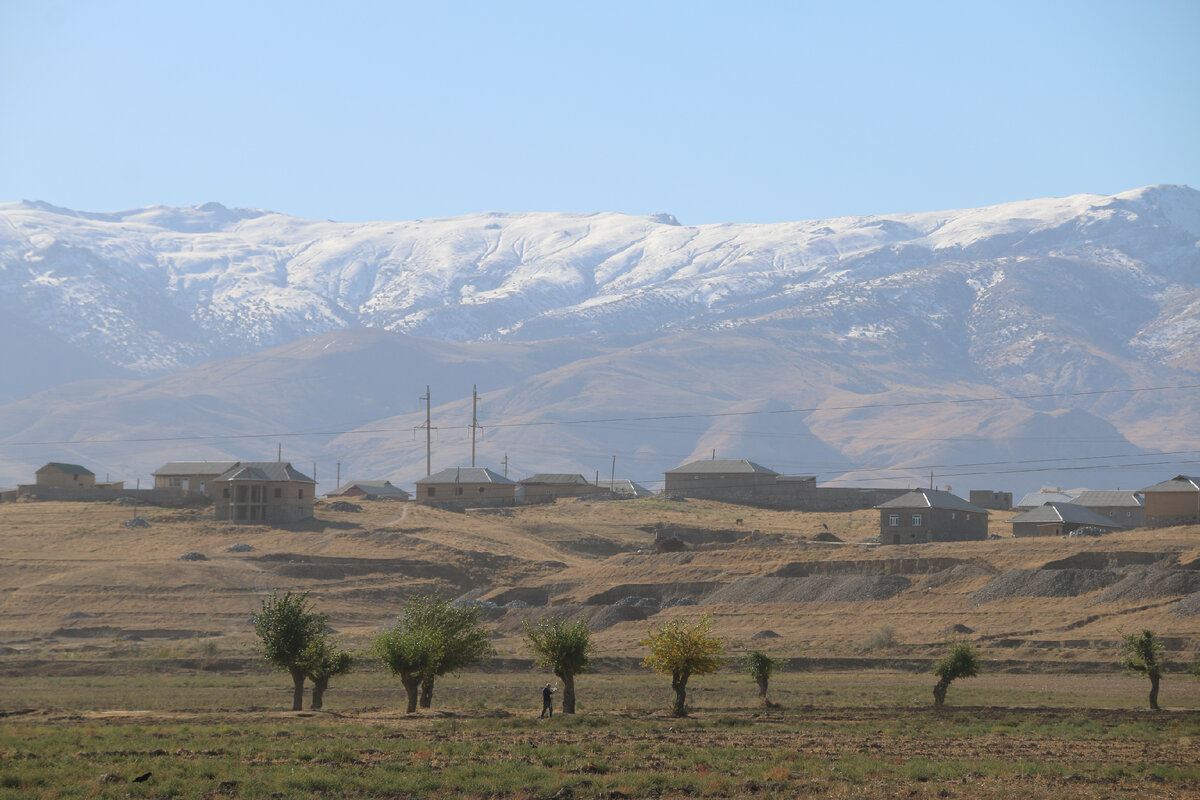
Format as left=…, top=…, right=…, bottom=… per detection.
left=610, top=455, right=616, bottom=491
left=711, top=449, right=716, bottom=460
left=313, top=463, right=317, bottom=486
left=930, top=472, right=934, bottom=490
left=502, top=453, right=509, bottom=478
left=336, top=460, right=341, bottom=491
left=422, top=386, right=432, bottom=477
left=278, top=443, right=282, bottom=462
left=470, top=384, right=479, bottom=468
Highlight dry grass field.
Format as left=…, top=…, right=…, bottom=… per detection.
left=3, top=496, right=1200, bottom=799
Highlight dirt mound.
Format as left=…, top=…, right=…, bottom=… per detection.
left=920, top=563, right=992, bottom=589
left=812, top=531, right=843, bottom=543
left=750, top=629, right=780, bottom=640
left=706, top=575, right=911, bottom=604
left=1095, top=567, right=1200, bottom=603
left=1042, top=551, right=1170, bottom=570
left=589, top=605, right=653, bottom=631
left=971, top=569, right=1120, bottom=603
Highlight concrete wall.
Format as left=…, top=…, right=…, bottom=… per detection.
left=969, top=490, right=1012, bottom=510
left=9, top=486, right=188, bottom=505
left=520, top=484, right=604, bottom=504
left=665, top=483, right=906, bottom=511
left=1144, top=491, right=1200, bottom=526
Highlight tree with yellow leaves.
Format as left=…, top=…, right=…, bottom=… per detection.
left=641, top=615, right=727, bottom=717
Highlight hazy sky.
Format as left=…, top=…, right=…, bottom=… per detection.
left=2, top=0, right=1197, bottom=224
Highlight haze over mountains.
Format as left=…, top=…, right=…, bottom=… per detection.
left=1, top=186, right=1198, bottom=496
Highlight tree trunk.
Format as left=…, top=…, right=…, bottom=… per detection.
left=1149, top=675, right=1160, bottom=710
left=933, top=678, right=948, bottom=707
left=401, top=674, right=420, bottom=714
left=561, top=671, right=576, bottom=714
left=756, top=675, right=769, bottom=706
left=671, top=670, right=690, bottom=717
left=290, top=669, right=306, bottom=711
left=419, top=677, right=434, bottom=709
left=311, top=676, right=329, bottom=710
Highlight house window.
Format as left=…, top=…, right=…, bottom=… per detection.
left=888, top=514, right=899, bottom=526
left=455, top=487, right=464, bottom=496
left=911, top=514, right=923, bottom=526
left=223, top=488, right=230, bottom=498
left=274, top=488, right=282, bottom=499
left=965, top=513, right=970, bottom=520
left=478, top=487, right=486, bottom=493
left=298, top=489, right=304, bottom=499
left=951, top=512, right=956, bottom=520
left=427, top=487, right=436, bottom=497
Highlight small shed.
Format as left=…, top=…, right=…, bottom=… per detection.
left=326, top=480, right=411, bottom=501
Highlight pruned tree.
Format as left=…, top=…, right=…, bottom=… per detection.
left=1120, top=629, right=1165, bottom=710
left=301, top=637, right=355, bottom=711
left=641, top=615, right=727, bottom=717
left=745, top=650, right=780, bottom=707
left=372, top=626, right=439, bottom=713
left=932, top=640, right=980, bottom=707
left=523, top=615, right=596, bottom=714
left=252, top=591, right=329, bottom=711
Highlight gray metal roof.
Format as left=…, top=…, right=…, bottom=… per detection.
left=519, top=473, right=591, bottom=486
left=1009, top=502, right=1123, bottom=527
left=592, top=478, right=656, bottom=496
left=152, top=461, right=240, bottom=476
left=1016, top=490, right=1078, bottom=508
left=876, top=488, right=989, bottom=514
left=329, top=481, right=410, bottom=498
left=215, top=462, right=315, bottom=483
left=665, top=459, right=779, bottom=476
left=416, top=467, right=517, bottom=485
left=1072, top=490, right=1143, bottom=508
left=1140, top=475, right=1200, bottom=493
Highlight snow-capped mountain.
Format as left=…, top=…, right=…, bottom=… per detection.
left=0, top=186, right=1197, bottom=495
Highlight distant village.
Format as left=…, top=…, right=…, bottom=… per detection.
left=3, top=457, right=1198, bottom=543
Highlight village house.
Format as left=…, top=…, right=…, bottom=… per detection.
left=664, top=459, right=780, bottom=498
left=1071, top=490, right=1144, bottom=529
left=325, top=480, right=411, bottom=501
left=211, top=462, right=315, bottom=523
left=1009, top=501, right=1124, bottom=537
left=969, top=490, right=1013, bottom=510
left=35, top=462, right=96, bottom=489
left=518, top=474, right=603, bottom=504
left=1015, top=489, right=1077, bottom=510
left=876, top=489, right=989, bottom=545
left=152, top=461, right=239, bottom=497
left=415, top=467, right=517, bottom=508
left=1139, top=475, right=1200, bottom=526
left=593, top=477, right=655, bottom=497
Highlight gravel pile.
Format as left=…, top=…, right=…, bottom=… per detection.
left=122, top=517, right=150, bottom=528
left=1171, top=592, right=1200, bottom=616
left=1095, top=568, right=1200, bottom=603
left=971, top=569, right=1119, bottom=603
left=226, top=543, right=254, bottom=552
left=178, top=552, right=208, bottom=562
left=751, top=629, right=780, bottom=640
left=326, top=501, right=362, bottom=512
left=705, top=575, right=911, bottom=604
left=920, top=564, right=990, bottom=589
left=614, top=596, right=661, bottom=609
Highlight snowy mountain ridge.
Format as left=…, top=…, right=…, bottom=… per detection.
left=2, top=185, right=1197, bottom=380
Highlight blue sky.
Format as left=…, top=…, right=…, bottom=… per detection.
left=2, top=0, right=1197, bottom=224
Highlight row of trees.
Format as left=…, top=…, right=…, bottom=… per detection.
left=253, top=592, right=1182, bottom=715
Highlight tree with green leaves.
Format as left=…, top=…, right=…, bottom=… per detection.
left=523, top=615, right=596, bottom=714
left=373, top=594, right=493, bottom=712
left=745, top=650, right=780, bottom=707
left=1120, top=629, right=1165, bottom=710
left=372, top=625, right=440, bottom=713
left=641, top=615, right=727, bottom=717
left=301, top=637, right=355, bottom=711
left=252, top=590, right=328, bottom=711
left=932, top=640, right=980, bottom=707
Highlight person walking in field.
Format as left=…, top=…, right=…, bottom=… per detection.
left=540, top=682, right=558, bottom=718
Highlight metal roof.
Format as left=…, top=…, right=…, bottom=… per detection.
left=519, top=473, right=592, bottom=486
left=1072, top=490, right=1143, bottom=508
left=665, top=459, right=779, bottom=476
left=1009, top=502, right=1123, bottom=527
left=329, top=481, right=410, bottom=498
left=416, top=467, right=517, bottom=485
left=215, top=462, right=315, bottom=483
left=1016, top=490, right=1078, bottom=508
left=39, top=462, right=94, bottom=476
left=1140, top=475, right=1200, bottom=493
left=152, top=461, right=240, bottom=476
left=876, top=488, right=989, bottom=513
